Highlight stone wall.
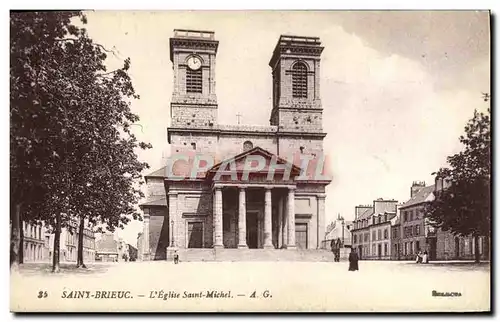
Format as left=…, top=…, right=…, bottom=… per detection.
left=277, top=110, right=323, bottom=133
left=145, top=178, right=166, bottom=201
left=170, top=105, right=217, bottom=129
left=295, top=193, right=318, bottom=249
left=170, top=191, right=213, bottom=249
left=149, top=208, right=169, bottom=260
left=217, top=134, right=277, bottom=161
left=169, top=132, right=218, bottom=155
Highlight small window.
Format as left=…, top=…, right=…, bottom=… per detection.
left=384, top=229, right=388, bottom=239
left=243, top=141, right=253, bottom=152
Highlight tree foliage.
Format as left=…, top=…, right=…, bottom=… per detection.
left=425, top=107, right=491, bottom=261
left=10, top=11, right=151, bottom=271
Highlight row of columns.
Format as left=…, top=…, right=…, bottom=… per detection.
left=213, top=186, right=296, bottom=249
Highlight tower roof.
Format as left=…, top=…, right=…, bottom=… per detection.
left=169, top=29, right=219, bottom=62
left=269, top=34, right=324, bottom=68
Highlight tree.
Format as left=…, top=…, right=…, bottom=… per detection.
left=10, top=11, right=82, bottom=269
left=426, top=106, right=491, bottom=263
left=10, top=11, right=151, bottom=272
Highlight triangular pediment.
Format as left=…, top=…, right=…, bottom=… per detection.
left=207, top=146, right=301, bottom=180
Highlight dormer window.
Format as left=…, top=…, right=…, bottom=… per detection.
left=292, top=61, right=308, bottom=98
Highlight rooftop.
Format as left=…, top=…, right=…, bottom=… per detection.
left=357, top=208, right=374, bottom=220
left=173, top=29, right=215, bottom=40
left=139, top=197, right=168, bottom=208
left=400, top=185, right=435, bottom=209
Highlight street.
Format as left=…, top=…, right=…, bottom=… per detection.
left=10, top=260, right=490, bottom=312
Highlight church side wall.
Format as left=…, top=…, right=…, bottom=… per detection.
left=149, top=208, right=169, bottom=260
left=146, top=178, right=166, bottom=201
left=294, top=193, right=318, bottom=249
left=174, top=192, right=213, bottom=248
left=170, top=133, right=218, bottom=155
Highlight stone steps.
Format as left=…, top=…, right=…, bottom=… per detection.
left=176, top=248, right=343, bottom=262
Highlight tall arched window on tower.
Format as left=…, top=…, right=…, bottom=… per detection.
left=292, top=61, right=308, bottom=98
left=243, top=141, right=253, bottom=152
left=186, top=68, right=202, bottom=93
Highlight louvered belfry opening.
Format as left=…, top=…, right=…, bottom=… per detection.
left=292, top=62, right=308, bottom=98
left=186, top=68, right=202, bottom=93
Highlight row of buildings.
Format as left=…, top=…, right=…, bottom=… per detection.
left=20, top=220, right=97, bottom=263
left=350, top=178, right=490, bottom=261
left=19, top=221, right=138, bottom=263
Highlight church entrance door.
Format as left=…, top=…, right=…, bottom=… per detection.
left=246, top=211, right=258, bottom=249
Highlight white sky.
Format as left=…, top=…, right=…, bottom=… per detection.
left=80, top=11, right=490, bottom=245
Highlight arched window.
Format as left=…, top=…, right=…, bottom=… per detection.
left=186, top=68, right=202, bottom=93
left=292, top=62, right=308, bottom=98
left=243, top=141, right=253, bottom=152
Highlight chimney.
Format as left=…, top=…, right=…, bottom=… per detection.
left=355, top=205, right=373, bottom=220
left=411, top=181, right=426, bottom=198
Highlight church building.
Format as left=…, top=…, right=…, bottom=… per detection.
left=140, top=29, right=331, bottom=260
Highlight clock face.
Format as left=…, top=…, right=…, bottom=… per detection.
left=187, top=56, right=202, bottom=70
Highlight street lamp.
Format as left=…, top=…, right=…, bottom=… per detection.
left=337, top=213, right=345, bottom=247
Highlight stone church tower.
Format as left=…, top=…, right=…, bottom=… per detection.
left=139, top=30, right=331, bottom=261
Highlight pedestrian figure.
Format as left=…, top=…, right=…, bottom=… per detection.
left=336, top=238, right=342, bottom=262
left=348, top=248, right=359, bottom=271
left=173, top=250, right=179, bottom=264
left=422, top=251, right=429, bottom=264
left=416, top=250, right=422, bottom=263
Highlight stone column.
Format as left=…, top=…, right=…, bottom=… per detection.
left=143, top=212, right=150, bottom=261
left=278, top=193, right=283, bottom=249
left=317, top=194, right=326, bottom=249
left=263, top=187, right=274, bottom=249
left=168, top=192, right=178, bottom=248
left=283, top=196, right=288, bottom=247
left=237, top=187, right=248, bottom=248
left=213, top=187, right=224, bottom=249
left=286, top=187, right=296, bottom=249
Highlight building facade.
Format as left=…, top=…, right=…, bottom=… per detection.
left=96, top=233, right=119, bottom=262
left=350, top=205, right=373, bottom=260
left=399, top=182, right=434, bottom=260
left=322, top=216, right=352, bottom=250
left=400, top=179, right=489, bottom=261
left=140, top=30, right=331, bottom=260
left=368, top=211, right=397, bottom=260
left=21, top=221, right=46, bottom=262
left=46, top=221, right=96, bottom=263
left=390, top=216, right=401, bottom=260
left=351, top=199, right=398, bottom=260
left=18, top=220, right=96, bottom=263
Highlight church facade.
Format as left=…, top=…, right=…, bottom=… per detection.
left=140, top=29, right=331, bottom=260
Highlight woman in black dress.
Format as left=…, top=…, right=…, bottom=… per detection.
left=348, top=248, right=359, bottom=271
